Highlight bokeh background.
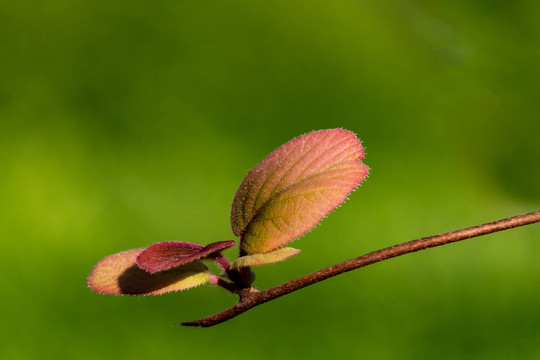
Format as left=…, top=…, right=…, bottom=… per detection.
left=1, top=1, right=539, bottom=359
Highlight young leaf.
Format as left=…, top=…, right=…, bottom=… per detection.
left=230, top=247, right=301, bottom=269
left=231, top=129, right=369, bottom=254
left=88, top=249, right=210, bottom=295
left=136, top=240, right=236, bottom=274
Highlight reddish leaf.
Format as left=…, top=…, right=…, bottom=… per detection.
left=87, top=249, right=210, bottom=295
left=231, top=129, right=369, bottom=254
left=136, top=240, right=236, bottom=274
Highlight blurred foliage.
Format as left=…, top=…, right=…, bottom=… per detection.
left=0, top=1, right=538, bottom=359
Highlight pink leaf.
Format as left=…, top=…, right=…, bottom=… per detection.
left=231, top=129, right=369, bottom=254
left=136, top=240, right=236, bottom=274
left=87, top=249, right=210, bottom=295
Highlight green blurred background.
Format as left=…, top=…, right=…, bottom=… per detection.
left=1, top=1, right=538, bottom=359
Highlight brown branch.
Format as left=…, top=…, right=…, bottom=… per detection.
left=182, top=211, right=540, bottom=327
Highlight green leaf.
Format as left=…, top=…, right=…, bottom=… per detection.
left=230, top=247, right=301, bottom=269
left=231, top=129, right=369, bottom=254
left=87, top=248, right=210, bottom=295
